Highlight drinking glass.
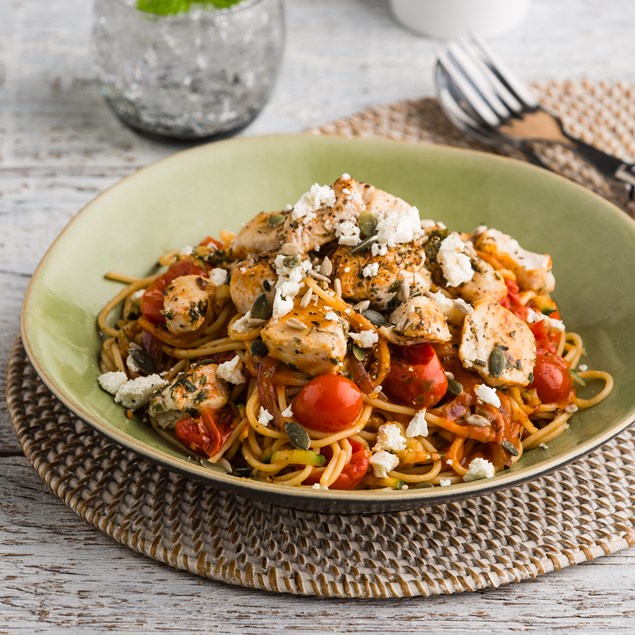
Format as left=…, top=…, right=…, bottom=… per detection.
left=92, top=0, right=285, bottom=140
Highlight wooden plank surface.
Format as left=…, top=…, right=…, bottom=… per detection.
left=1, top=0, right=634, bottom=631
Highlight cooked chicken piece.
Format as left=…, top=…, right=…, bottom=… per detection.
left=459, top=301, right=536, bottom=387
left=147, top=364, right=229, bottom=430
left=383, top=296, right=451, bottom=345
left=473, top=228, right=555, bottom=293
left=163, top=274, right=212, bottom=335
left=260, top=302, right=347, bottom=376
left=427, top=291, right=473, bottom=326
left=229, top=211, right=287, bottom=259
left=454, top=254, right=508, bottom=304
left=282, top=176, right=416, bottom=253
left=331, top=238, right=432, bottom=310
left=229, top=254, right=277, bottom=315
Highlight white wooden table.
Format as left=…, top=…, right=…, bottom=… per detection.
left=2, top=0, right=634, bottom=631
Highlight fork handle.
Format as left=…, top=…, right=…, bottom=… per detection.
left=563, top=133, right=635, bottom=200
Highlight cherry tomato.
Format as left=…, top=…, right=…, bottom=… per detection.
left=174, top=407, right=233, bottom=457
left=384, top=344, right=448, bottom=408
left=500, top=279, right=528, bottom=321
left=304, top=438, right=370, bottom=490
left=293, top=375, right=363, bottom=432
left=530, top=352, right=573, bottom=404
left=198, top=235, right=223, bottom=249
left=140, top=258, right=207, bottom=324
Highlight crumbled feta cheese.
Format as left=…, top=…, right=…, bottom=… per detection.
left=375, top=206, right=423, bottom=248
left=232, top=311, right=256, bottom=333
left=115, top=375, right=167, bottom=410
left=258, top=407, right=274, bottom=427
left=349, top=330, right=378, bottom=348
left=179, top=245, right=194, bottom=255
left=428, top=291, right=473, bottom=323
left=526, top=308, right=565, bottom=332
left=474, top=384, right=501, bottom=408
left=578, top=364, right=588, bottom=372
left=130, top=289, right=145, bottom=302
left=362, top=262, right=379, bottom=278
left=371, top=243, right=388, bottom=257
left=565, top=404, right=579, bottom=413
left=341, top=172, right=351, bottom=180
left=373, top=423, right=407, bottom=452
left=420, top=219, right=437, bottom=229
left=406, top=410, right=428, bottom=438
left=292, top=184, right=335, bottom=223
left=98, top=371, right=128, bottom=395
left=334, top=220, right=361, bottom=246
left=281, top=405, right=294, bottom=418
left=370, top=450, right=400, bottom=478
left=324, top=311, right=339, bottom=322
left=216, top=355, right=245, bottom=385
left=272, top=254, right=313, bottom=319
left=126, top=353, right=140, bottom=375
left=446, top=459, right=453, bottom=466
left=463, top=457, right=496, bottom=482
left=439, top=479, right=452, bottom=487
left=343, top=266, right=351, bottom=273
left=210, top=268, right=228, bottom=286
left=437, top=233, right=474, bottom=287
left=311, top=483, right=329, bottom=490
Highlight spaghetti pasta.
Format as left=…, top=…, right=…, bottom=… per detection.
left=96, top=176, right=612, bottom=490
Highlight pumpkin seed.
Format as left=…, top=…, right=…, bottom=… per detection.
left=447, top=378, right=463, bottom=396
left=231, top=467, right=253, bottom=478
left=268, top=213, right=285, bottom=227
left=397, top=279, right=410, bottom=301
left=250, top=338, right=268, bottom=357
left=282, top=255, right=301, bottom=268
left=286, top=318, right=307, bottom=331
left=129, top=347, right=157, bottom=375
left=309, top=270, right=330, bottom=283
left=465, top=414, right=490, bottom=427
left=488, top=347, right=506, bottom=377
left=280, top=242, right=301, bottom=256
left=251, top=294, right=272, bottom=320
left=414, top=481, right=434, bottom=489
left=358, top=210, right=377, bottom=238
left=319, top=256, right=333, bottom=277
left=351, top=234, right=378, bottom=254
left=502, top=440, right=519, bottom=456
left=200, top=459, right=229, bottom=473
left=285, top=421, right=311, bottom=450
left=362, top=309, right=386, bottom=326
left=352, top=344, right=366, bottom=361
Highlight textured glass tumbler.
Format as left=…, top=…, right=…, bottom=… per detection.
left=92, top=0, right=285, bottom=140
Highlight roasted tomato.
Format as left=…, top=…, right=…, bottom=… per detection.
left=530, top=352, right=573, bottom=405
left=384, top=344, right=448, bottom=408
left=292, top=375, right=364, bottom=432
left=304, top=438, right=370, bottom=490
left=140, top=258, right=207, bottom=324
left=174, top=407, right=233, bottom=457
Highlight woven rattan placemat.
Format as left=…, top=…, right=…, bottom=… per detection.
left=7, top=81, right=635, bottom=598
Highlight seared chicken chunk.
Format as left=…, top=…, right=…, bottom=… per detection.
left=473, top=228, right=555, bottom=293
left=384, top=296, right=451, bottom=345
left=229, top=254, right=277, bottom=315
left=459, top=301, right=536, bottom=387
left=229, top=211, right=287, bottom=259
left=147, top=363, right=229, bottom=430
left=261, top=302, right=347, bottom=376
left=163, top=274, right=212, bottom=335
left=454, top=253, right=508, bottom=304
left=331, top=238, right=432, bottom=310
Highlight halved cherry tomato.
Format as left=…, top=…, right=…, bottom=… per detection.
left=174, top=406, right=233, bottom=457
left=198, top=235, right=223, bottom=249
left=500, top=279, right=529, bottom=321
left=304, top=438, right=370, bottom=490
left=384, top=344, right=448, bottom=408
left=293, top=375, right=363, bottom=433
left=530, top=352, right=573, bottom=405
left=140, top=258, right=207, bottom=324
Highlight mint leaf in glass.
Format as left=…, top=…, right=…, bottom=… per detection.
left=136, top=0, right=243, bottom=16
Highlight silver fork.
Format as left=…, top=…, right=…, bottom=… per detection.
left=435, top=33, right=635, bottom=200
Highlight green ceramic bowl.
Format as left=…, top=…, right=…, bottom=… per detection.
left=22, top=135, right=635, bottom=513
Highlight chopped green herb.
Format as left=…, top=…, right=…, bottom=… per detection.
left=541, top=307, right=557, bottom=316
